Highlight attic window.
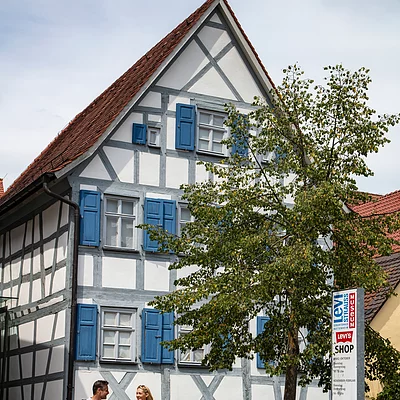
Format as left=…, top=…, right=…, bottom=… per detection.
left=148, top=127, right=161, bottom=147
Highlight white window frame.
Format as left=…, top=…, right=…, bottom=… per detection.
left=104, top=196, right=138, bottom=249
left=197, top=109, right=228, bottom=156
left=178, top=204, right=194, bottom=236
left=148, top=126, right=161, bottom=147
left=100, top=307, right=137, bottom=363
left=177, top=325, right=210, bottom=365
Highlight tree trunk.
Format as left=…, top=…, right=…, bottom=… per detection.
left=283, top=328, right=299, bottom=400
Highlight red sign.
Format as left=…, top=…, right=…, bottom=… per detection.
left=336, top=331, right=353, bottom=343
left=349, top=293, right=356, bottom=328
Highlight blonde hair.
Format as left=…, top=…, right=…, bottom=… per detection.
left=137, top=385, right=154, bottom=400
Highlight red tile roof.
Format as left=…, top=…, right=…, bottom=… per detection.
left=365, top=251, right=400, bottom=322
left=0, top=179, right=4, bottom=198
left=0, top=0, right=275, bottom=209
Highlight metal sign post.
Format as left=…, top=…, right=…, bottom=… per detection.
left=332, top=288, right=364, bottom=400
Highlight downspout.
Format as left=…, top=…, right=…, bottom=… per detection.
left=43, top=182, right=79, bottom=400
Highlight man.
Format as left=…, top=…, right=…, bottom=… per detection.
left=87, top=380, right=109, bottom=400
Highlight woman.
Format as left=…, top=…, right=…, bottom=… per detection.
left=136, top=385, right=154, bottom=400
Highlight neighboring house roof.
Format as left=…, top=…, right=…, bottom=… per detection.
left=364, top=251, right=400, bottom=322
left=0, top=0, right=276, bottom=209
left=0, top=178, right=4, bottom=197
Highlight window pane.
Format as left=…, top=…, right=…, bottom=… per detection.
left=181, top=208, right=191, bottom=222
left=213, top=115, right=224, bottom=127
left=106, top=199, right=118, bottom=213
left=118, top=345, right=131, bottom=359
left=180, top=349, right=191, bottom=362
left=212, top=143, right=223, bottom=153
left=199, top=140, right=209, bottom=151
left=199, top=128, right=210, bottom=140
left=150, top=131, right=157, bottom=145
left=193, top=348, right=204, bottom=362
left=213, top=131, right=224, bottom=142
left=103, top=344, right=115, bottom=358
left=119, top=313, right=132, bottom=327
left=104, top=312, right=117, bottom=326
left=103, top=330, right=116, bottom=344
left=199, top=112, right=211, bottom=125
left=121, top=218, right=134, bottom=248
left=122, top=201, right=134, bottom=215
left=119, top=332, right=131, bottom=345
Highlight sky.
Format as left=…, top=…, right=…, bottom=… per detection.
left=1, top=0, right=399, bottom=194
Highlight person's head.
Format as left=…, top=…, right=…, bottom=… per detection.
left=136, top=385, right=153, bottom=400
left=92, top=380, right=109, bottom=398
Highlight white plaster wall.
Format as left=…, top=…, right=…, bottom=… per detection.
left=139, top=153, right=160, bottom=186
left=171, top=374, right=206, bottom=400
left=11, top=224, right=25, bottom=255
left=34, top=383, right=44, bottom=400
left=42, top=202, right=60, bottom=239
left=252, top=384, right=276, bottom=399
left=80, top=184, right=98, bottom=191
left=307, top=387, right=329, bottom=399
left=34, top=215, right=40, bottom=244
left=19, top=321, right=34, bottom=347
left=189, top=66, right=236, bottom=99
left=48, top=266, right=66, bottom=295
left=148, top=113, right=162, bottom=123
left=36, top=314, right=55, bottom=344
left=3, top=262, right=10, bottom=284
left=44, top=380, right=63, bottom=400
left=31, top=278, right=42, bottom=302
left=21, top=352, right=33, bottom=378
left=138, top=91, right=162, bottom=108
left=9, top=355, right=20, bottom=380
left=103, top=146, right=135, bottom=183
left=61, top=201, right=69, bottom=226
left=11, top=257, right=20, bottom=281
left=78, top=254, right=94, bottom=286
left=198, top=25, right=231, bottom=58
left=214, top=376, right=242, bottom=400
left=210, top=12, right=222, bottom=24
left=158, top=40, right=209, bottom=90
left=144, top=260, right=169, bottom=291
left=9, top=387, right=22, bottom=400
left=57, top=231, right=68, bottom=263
left=43, top=239, right=55, bottom=269
left=80, top=154, right=111, bottom=180
left=32, top=248, right=41, bottom=275
left=146, top=192, right=172, bottom=200
left=166, top=116, right=176, bottom=150
left=55, top=309, right=66, bottom=340
left=0, top=233, right=3, bottom=260
left=35, top=348, right=50, bottom=376
left=75, top=370, right=114, bottom=400
left=168, top=95, right=189, bottom=112
left=25, top=219, right=33, bottom=246
left=111, top=112, right=143, bottom=142
left=49, top=345, right=65, bottom=373
left=166, top=157, right=189, bottom=188
left=217, top=46, right=264, bottom=103
left=19, top=280, right=30, bottom=306
left=195, top=162, right=209, bottom=183
left=3, top=231, right=9, bottom=258
left=102, top=257, right=136, bottom=289
left=22, top=255, right=30, bottom=276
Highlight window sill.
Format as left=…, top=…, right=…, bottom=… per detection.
left=102, top=246, right=140, bottom=254
left=177, top=362, right=208, bottom=368
left=100, top=359, right=138, bottom=365
left=196, top=150, right=227, bottom=158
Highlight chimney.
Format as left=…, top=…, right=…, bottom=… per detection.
left=0, top=178, right=4, bottom=198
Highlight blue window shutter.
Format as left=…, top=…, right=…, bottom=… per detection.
left=161, top=312, right=174, bottom=364
left=176, top=104, right=195, bottom=150
left=142, top=308, right=162, bottom=363
left=256, top=316, right=270, bottom=368
left=144, top=198, right=162, bottom=251
left=132, top=123, right=147, bottom=144
left=232, top=134, right=248, bottom=157
left=76, top=304, right=97, bottom=361
left=162, top=200, right=176, bottom=235
left=79, top=190, right=101, bottom=246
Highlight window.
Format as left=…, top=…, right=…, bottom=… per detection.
left=132, top=123, right=147, bottom=144
left=148, top=126, right=161, bottom=147
left=101, top=308, right=137, bottom=362
left=143, top=198, right=176, bottom=251
left=178, top=205, right=193, bottom=235
left=142, top=308, right=174, bottom=364
left=256, top=315, right=271, bottom=368
left=76, top=304, right=97, bottom=361
left=104, top=197, right=138, bottom=249
left=79, top=190, right=101, bottom=246
left=178, top=325, right=210, bottom=365
left=197, top=110, right=227, bottom=155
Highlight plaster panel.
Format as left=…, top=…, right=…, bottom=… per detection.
left=214, top=376, right=242, bottom=400
left=166, top=157, right=189, bottom=188
left=4, top=232, right=9, bottom=258
left=168, top=95, right=190, bottom=112
left=44, top=240, right=55, bottom=269
left=189, top=66, right=236, bottom=99
left=35, top=348, right=49, bottom=376
left=19, top=321, right=34, bottom=347
left=210, top=12, right=222, bottom=23
left=111, top=112, right=143, bottom=142
left=24, top=219, right=33, bottom=246
left=75, top=370, right=110, bottom=400
left=9, top=387, right=21, bottom=400
left=307, top=387, right=329, bottom=399
left=19, top=281, right=30, bottom=306
left=80, top=154, right=112, bottom=180
left=54, top=309, right=66, bottom=340
left=44, top=380, right=63, bottom=400
left=11, top=224, right=25, bottom=255
left=78, top=254, right=94, bottom=286
left=196, top=162, right=209, bottom=183
left=144, top=260, right=169, bottom=291
left=32, top=248, right=41, bottom=275
left=31, top=278, right=42, bottom=302
left=127, top=373, right=161, bottom=400
left=252, top=384, right=275, bottom=399
left=57, top=231, right=68, bottom=263
left=146, top=192, right=172, bottom=200
left=51, top=266, right=66, bottom=294
left=166, top=116, right=176, bottom=150
left=34, top=215, right=40, bottom=244
left=148, top=114, right=162, bottom=123
left=61, top=201, right=69, bottom=226
left=3, top=263, right=10, bottom=284
left=176, top=265, right=199, bottom=286
left=21, top=352, right=33, bottom=378
left=11, top=257, right=20, bottom=281
left=80, top=184, right=98, bottom=191
left=138, top=91, right=162, bottom=108
left=103, top=146, right=134, bottom=183
left=42, top=202, right=59, bottom=239
left=49, top=345, right=65, bottom=374
left=102, top=257, right=136, bottom=289
left=36, top=314, right=54, bottom=344
left=218, top=46, right=264, bottom=103
left=22, top=255, right=31, bottom=276
left=158, top=40, right=209, bottom=90
left=9, top=354, right=20, bottom=380
left=139, top=153, right=160, bottom=186
left=198, top=25, right=231, bottom=58
left=34, top=383, right=44, bottom=400
left=171, top=374, right=202, bottom=400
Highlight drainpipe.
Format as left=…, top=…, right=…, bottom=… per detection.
left=43, top=182, right=79, bottom=400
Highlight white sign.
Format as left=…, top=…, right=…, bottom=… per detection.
left=332, top=288, right=364, bottom=400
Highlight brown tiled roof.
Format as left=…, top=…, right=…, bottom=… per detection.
left=365, top=252, right=400, bottom=322
left=0, top=0, right=275, bottom=209
left=0, top=179, right=4, bottom=197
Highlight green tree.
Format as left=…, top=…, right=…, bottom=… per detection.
left=145, top=65, right=400, bottom=400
